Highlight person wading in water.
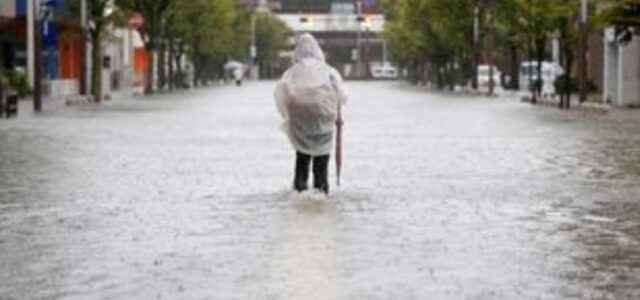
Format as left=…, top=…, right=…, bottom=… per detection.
left=274, top=33, right=348, bottom=194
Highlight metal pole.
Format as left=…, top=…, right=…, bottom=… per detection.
left=83, top=0, right=91, bottom=99
left=250, top=12, right=256, bottom=80
left=356, top=1, right=362, bottom=79
left=472, top=3, right=479, bottom=90
left=80, top=0, right=88, bottom=96
left=578, top=0, right=588, bottom=104
left=382, top=38, right=387, bottom=64
left=527, top=0, right=535, bottom=103
left=33, top=0, right=42, bottom=112
left=129, top=28, right=134, bottom=90
left=27, top=0, right=35, bottom=88
left=488, top=0, right=496, bottom=96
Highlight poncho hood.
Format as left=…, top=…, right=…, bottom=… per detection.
left=293, top=33, right=326, bottom=63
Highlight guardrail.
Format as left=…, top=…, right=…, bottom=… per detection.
left=44, top=79, right=79, bottom=99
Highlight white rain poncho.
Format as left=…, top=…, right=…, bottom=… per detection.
left=274, top=33, right=348, bottom=156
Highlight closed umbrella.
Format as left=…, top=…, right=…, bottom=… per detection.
left=335, top=102, right=343, bottom=186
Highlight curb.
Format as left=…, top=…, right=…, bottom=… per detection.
left=521, top=96, right=611, bottom=112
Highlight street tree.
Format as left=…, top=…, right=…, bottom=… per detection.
left=62, top=0, right=121, bottom=103
left=254, top=12, right=292, bottom=79
left=382, top=0, right=426, bottom=83
left=168, top=0, right=236, bottom=86
left=599, top=0, right=640, bottom=29
left=382, top=0, right=475, bottom=89
left=115, top=0, right=172, bottom=94
left=547, top=0, right=583, bottom=109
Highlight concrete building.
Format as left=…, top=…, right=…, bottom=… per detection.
left=603, top=27, right=640, bottom=107
left=270, top=0, right=386, bottom=78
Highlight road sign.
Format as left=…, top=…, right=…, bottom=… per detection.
left=250, top=45, right=257, bottom=58
left=128, top=12, right=144, bottom=29
left=0, top=0, right=16, bottom=18
left=351, top=49, right=359, bottom=61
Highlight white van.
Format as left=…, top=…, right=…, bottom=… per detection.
left=370, top=62, right=399, bottom=79
left=477, top=64, right=502, bottom=94
left=519, top=61, right=564, bottom=96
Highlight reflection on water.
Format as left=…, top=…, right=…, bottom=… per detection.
left=267, top=192, right=342, bottom=300
left=0, top=82, right=639, bottom=299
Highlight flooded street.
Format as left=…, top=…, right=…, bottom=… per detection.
left=1, top=81, right=639, bottom=299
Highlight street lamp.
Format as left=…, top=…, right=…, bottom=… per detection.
left=355, top=1, right=364, bottom=79
left=250, top=12, right=257, bottom=80
left=472, top=3, right=479, bottom=90
left=578, top=0, right=588, bottom=105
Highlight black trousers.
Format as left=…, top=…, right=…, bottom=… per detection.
left=294, top=152, right=330, bottom=194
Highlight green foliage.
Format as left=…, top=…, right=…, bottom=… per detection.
left=229, top=3, right=253, bottom=62
left=59, top=0, right=123, bottom=38
left=384, top=0, right=607, bottom=93
left=169, top=0, right=236, bottom=59
left=554, top=74, right=577, bottom=94
left=599, top=0, right=640, bottom=29
left=254, top=12, right=292, bottom=66
left=59, top=0, right=123, bottom=102
left=383, top=0, right=476, bottom=86
left=1, top=69, right=31, bottom=98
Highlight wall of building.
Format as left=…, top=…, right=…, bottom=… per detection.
left=617, top=39, right=640, bottom=106
left=603, top=29, right=640, bottom=107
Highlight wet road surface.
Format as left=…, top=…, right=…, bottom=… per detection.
left=1, top=82, right=639, bottom=299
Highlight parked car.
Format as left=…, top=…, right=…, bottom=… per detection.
left=519, top=61, right=564, bottom=97
left=370, top=63, right=399, bottom=79
left=477, top=64, right=502, bottom=93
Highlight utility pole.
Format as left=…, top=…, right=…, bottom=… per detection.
left=356, top=0, right=363, bottom=79
left=527, top=0, right=535, bottom=103
left=487, top=0, right=497, bottom=96
left=27, top=0, right=34, bottom=88
left=472, top=3, right=479, bottom=90
left=33, top=0, right=42, bottom=112
left=80, top=0, right=87, bottom=95
left=250, top=12, right=256, bottom=80
left=578, top=0, right=588, bottom=104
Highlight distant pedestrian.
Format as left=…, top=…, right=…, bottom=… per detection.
left=233, top=68, right=244, bottom=86
left=274, top=33, right=348, bottom=194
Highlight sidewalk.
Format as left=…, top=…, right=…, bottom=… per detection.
left=5, top=87, right=140, bottom=120
left=520, top=94, right=611, bottom=112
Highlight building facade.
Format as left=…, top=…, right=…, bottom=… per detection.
left=603, top=28, right=640, bottom=107
left=270, top=0, right=386, bottom=79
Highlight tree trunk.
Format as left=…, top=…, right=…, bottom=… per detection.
left=175, top=50, right=183, bottom=89
left=535, top=37, right=546, bottom=100
left=168, top=38, right=174, bottom=91
left=192, top=54, right=199, bottom=88
left=409, top=59, right=418, bottom=85
left=448, top=61, right=455, bottom=91
left=527, top=32, right=536, bottom=103
left=509, top=45, right=519, bottom=90
left=436, top=63, right=444, bottom=90
left=91, top=31, right=102, bottom=103
left=564, top=54, right=574, bottom=109
left=145, top=46, right=155, bottom=94
left=157, top=40, right=166, bottom=91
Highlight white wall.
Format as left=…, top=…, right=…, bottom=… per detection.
left=617, top=39, right=640, bottom=106
left=276, top=13, right=384, bottom=33
left=604, top=32, right=619, bottom=104
left=603, top=28, right=640, bottom=107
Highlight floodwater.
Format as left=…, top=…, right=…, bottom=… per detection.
left=0, top=82, right=639, bottom=299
